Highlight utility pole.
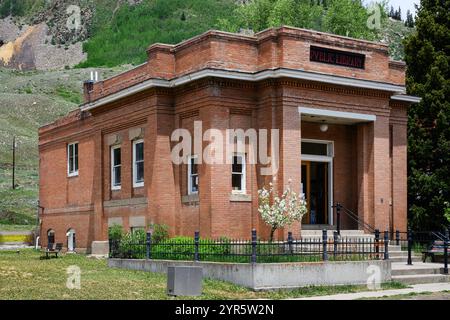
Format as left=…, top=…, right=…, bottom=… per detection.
left=12, top=136, right=16, bottom=190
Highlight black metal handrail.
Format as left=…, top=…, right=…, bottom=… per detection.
left=334, top=203, right=376, bottom=235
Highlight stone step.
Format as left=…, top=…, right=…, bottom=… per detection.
left=388, top=245, right=402, bottom=251
left=392, top=274, right=450, bottom=285
left=389, top=251, right=421, bottom=258
left=301, top=230, right=367, bottom=236
left=392, top=266, right=443, bottom=276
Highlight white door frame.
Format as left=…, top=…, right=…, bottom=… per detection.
left=301, top=139, right=334, bottom=226
left=67, top=229, right=75, bottom=252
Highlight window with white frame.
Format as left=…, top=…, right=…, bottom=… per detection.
left=133, top=139, right=144, bottom=187
left=188, top=155, right=199, bottom=194
left=231, top=153, right=246, bottom=193
left=111, top=145, right=121, bottom=190
left=67, top=142, right=79, bottom=176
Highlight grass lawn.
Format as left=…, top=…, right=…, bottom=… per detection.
left=0, top=249, right=406, bottom=300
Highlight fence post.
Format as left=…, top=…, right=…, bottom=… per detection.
left=374, top=229, right=380, bottom=257
left=395, top=230, right=400, bottom=246
left=322, top=229, right=328, bottom=261
left=251, top=229, right=257, bottom=264
left=336, top=203, right=341, bottom=236
left=146, top=232, right=152, bottom=260
left=333, top=231, right=338, bottom=258
left=384, top=230, right=389, bottom=260
left=407, top=227, right=413, bottom=265
left=194, top=231, right=200, bottom=262
left=287, top=231, right=293, bottom=255
left=109, top=239, right=112, bottom=258
left=444, top=229, right=449, bottom=274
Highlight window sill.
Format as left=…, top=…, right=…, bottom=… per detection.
left=67, top=172, right=79, bottom=178
left=229, top=193, right=251, bottom=202
left=182, top=194, right=199, bottom=204
left=133, top=183, right=144, bottom=188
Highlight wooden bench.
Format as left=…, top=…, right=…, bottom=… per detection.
left=42, top=243, right=63, bottom=259
left=422, top=240, right=448, bottom=263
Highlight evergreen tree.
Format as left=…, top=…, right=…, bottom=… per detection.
left=389, top=5, right=395, bottom=18
left=404, top=0, right=450, bottom=230
left=405, top=9, right=414, bottom=27
left=397, top=6, right=402, bottom=20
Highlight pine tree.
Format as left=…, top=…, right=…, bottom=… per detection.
left=404, top=0, right=450, bottom=230
left=397, top=6, right=402, bottom=20
left=405, top=10, right=414, bottom=27
left=389, top=5, right=395, bottom=18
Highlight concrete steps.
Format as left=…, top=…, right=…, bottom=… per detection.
left=391, top=260, right=449, bottom=285
left=389, top=256, right=422, bottom=263
left=392, top=274, right=450, bottom=285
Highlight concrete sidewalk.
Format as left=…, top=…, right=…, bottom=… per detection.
left=293, top=282, right=450, bottom=300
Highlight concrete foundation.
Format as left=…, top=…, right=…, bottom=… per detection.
left=108, top=259, right=391, bottom=290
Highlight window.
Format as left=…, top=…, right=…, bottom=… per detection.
left=301, top=140, right=334, bottom=157
left=188, top=155, right=199, bottom=194
left=67, top=142, right=79, bottom=176
left=111, top=145, right=121, bottom=190
left=232, top=153, right=246, bottom=193
left=131, top=227, right=145, bottom=234
left=133, top=140, right=144, bottom=187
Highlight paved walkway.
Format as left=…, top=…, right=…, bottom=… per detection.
left=0, top=244, right=34, bottom=250
left=293, top=283, right=450, bottom=300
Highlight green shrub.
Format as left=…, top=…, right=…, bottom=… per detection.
left=108, top=223, right=123, bottom=241
left=148, top=223, right=169, bottom=244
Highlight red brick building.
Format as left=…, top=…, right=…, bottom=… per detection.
left=38, top=27, right=419, bottom=252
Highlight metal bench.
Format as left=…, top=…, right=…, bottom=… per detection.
left=42, top=243, right=63, bottom=259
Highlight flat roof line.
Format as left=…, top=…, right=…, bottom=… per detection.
left=81, top=68, right=410, bottom=112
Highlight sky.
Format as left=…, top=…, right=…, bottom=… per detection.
left=364, top=0, right=419, bottom=20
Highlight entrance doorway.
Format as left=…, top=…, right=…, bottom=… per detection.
left=301, top=139, right=334, bottom=226
left=301, top=161, right=329, bottom=224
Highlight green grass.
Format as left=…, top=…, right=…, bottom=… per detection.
left=78, top=0, right=237, bottom=67
left=0, top=67, right=129, bottom=230
left=55, top=86, right=82, bottom=104
left=0, top=249, right=406, bottom=300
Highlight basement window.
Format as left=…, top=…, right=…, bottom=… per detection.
left=67, top=142, right=79, bottom=177
left=188, top=155, right=199, bottom=195
left=133, top=139, right=144, bottom=188
left=232, top=153, right=246, bottom=193
left=111, top=145, right=121, bottom=190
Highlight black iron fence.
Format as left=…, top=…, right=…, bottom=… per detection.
left=109, top=229, right=388, bottom=263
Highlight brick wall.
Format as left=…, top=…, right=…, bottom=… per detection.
left=39, top=28, right=410, bottom=250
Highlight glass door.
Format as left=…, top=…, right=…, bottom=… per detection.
left=302, top=161, right=328, bottom=224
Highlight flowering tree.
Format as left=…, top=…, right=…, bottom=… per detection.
left=258, top=180, right=307, bottom=241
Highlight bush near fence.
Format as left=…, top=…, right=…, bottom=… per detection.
left=109, top=230, right=388, bottom=263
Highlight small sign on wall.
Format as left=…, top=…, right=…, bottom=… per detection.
left=310, top=46, right=365, bottom=69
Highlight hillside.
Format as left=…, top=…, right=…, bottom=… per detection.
left=0, top=0, right=415, bottom=230
left=0, top=66, right=128, bottom=230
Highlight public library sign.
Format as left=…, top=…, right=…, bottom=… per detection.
left=310, top=46, right=365, bottom=69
